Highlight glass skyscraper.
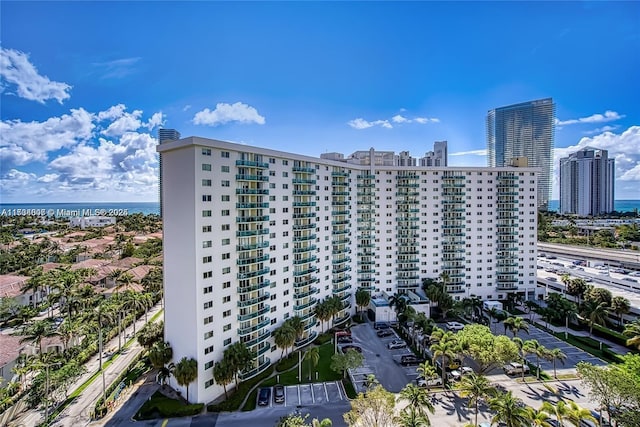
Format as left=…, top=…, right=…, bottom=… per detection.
left=487, top=98, right=555, bottom=210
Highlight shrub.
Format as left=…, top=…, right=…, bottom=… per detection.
left=276, top=353, right=298, bottom=372
left=136, top=392, right=203, bottom=419
left=207, top=365, right=274, bottom=412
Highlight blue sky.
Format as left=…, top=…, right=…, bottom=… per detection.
left=1, top=1, right=639, bottom=203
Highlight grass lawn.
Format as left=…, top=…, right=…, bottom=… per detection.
left=135, top=390, right=203, bottom=419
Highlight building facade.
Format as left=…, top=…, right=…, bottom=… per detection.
left=559, top=147, right=615, bottom=216
left=487, top=98, right=555, bottom=211
left=158, top=128, right=181, bottom=217
left=159, top=137, right=538, bottom=403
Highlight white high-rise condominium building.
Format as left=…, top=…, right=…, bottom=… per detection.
left=158, top=129, right=181, bottom=217
left=487, top=98, right=555, bottom=211
left=159, top=137, right=539, bottom=403
left=559, top=147, right=615, bottom=216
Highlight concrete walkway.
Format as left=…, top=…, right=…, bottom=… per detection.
left=8, top=303, right=164, bottom=427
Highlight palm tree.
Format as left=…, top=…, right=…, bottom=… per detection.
left=18, top=319, right=59, bottom=355
left=456, top=373, right=495, bottom=427
left=116, top=271, right=135, bottom=293
left=504, top=316, right=529, bottom=338
left=547, top=348, right=567, bottom=379
left=512, top=338, right=529, bottom=381
left=122, top=290, right=151, bottom=334
left=489, top=391, right=529, bottom=427
left=314, top=300, right=332, bottom=333
left=523, top=300, right=539, bottom=322
left=395, top=406, right=431, bottom=427
left=526, top=407, right=554, bottom=427
left=173, top=357, right=197, bottom=402
left=541, top=401, right=571, bottom=426
left=486, top=307, right=501, bottom=333
left=355, top=288, right=371, bottom=320
left=565, top=401, right=596, bottom=426
left=398, top=383, right=434, bottom=422
left=623, top=319, right=640, bottom=349
left=273, top=323, right=296, bottom=358
left=610, top=296, right=631, bottom=327
left=388, top=293, right=408, bottom=323
left=21, top=270, right=46, bottom=308
left=560, top=273, right=572, bottom=296
left=430, top=333, right=457, bottom=386
left=524, top=339, right=546, bottom=380
left=416, top=361, right=437, bottom=380
left=224, top=341, right=255, bottom=387
left=580, top=300, right=609, bottom=336
left=306, top=347, right=320, bottom=381
left=213, top=359, right=234, bottom=399
left=149, top=341, right=173, bottom=371
left=287, top=316, right=305, bottom=344
left=567, top=278, right=587, bottom=306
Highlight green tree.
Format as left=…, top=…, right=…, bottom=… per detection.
left=315, top=300, right=332, bottom=333
left=213, top=359, right=234, bottom=399
left=18, top=319, right=59, bottom=355
left=355, top=288, right=371, bottom=320
left=547, top=348, right=567, bottom=379
left=566, top=401, right=596, bottom=427
left=398, top=383, right=434, bottom=423
left=624, top=319, right=640, bottom=350
left=273, top=323, right=296, bottom=358
left=567, top=278, right=587, bottom=306
left=173, top=356, right=197, bottom=402
left=523, top=339, right=547, bottom=380
left=330, top=349, right=365, bottom=378
left=224, top=342, right=255, bottom=387
left=306, top=347, right=320, bottom=381
left=580, top=300, right=609, bottom=336
left=504, top=316, right=529, bottom=338
left=416, top=361, right=437, bottom=381
left=526, top=407, right=554, bottom=427
left=286, top=316, right=305, bottom=344
left=585, top=286, right=613, bottom=307
left=149, top=341, right=173, bottom=370
left=455, top=325, right=519, bottom=374
left=540, top=401, right=571, bottom=427
left=456, top=373, right=495, bottom=427
left=343, top=384, right=396, bottom=427
left=430, top=334, right=457, bottom=385
left=489, top=391, right=529, bottom=427
left=611, top=296, right=631, bottom=327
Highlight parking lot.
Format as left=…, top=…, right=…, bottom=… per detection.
left=256, top=381, right=345, bottom=409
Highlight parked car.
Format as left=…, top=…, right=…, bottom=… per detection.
left=503, top=362, right=530, bottom=376
left=449, top=366, right=474, bottom=381
left=622, top=277, right=638, bottom=283
left=258, top=387, right=271, bottom=406
left=387, top=340, right=407, bottom=350
left=374, top=322, right=390, bottom=330
left=337, top=336, right=353, bottom=344
left=400, top=355, right=425, bottom=366
left=417, top=376, right=443, bottom=388
left=273, top=385, right=285, bottom=404
left=377, top=329, right=394, bottom=338
left=446, top=321, right=465, bottom=331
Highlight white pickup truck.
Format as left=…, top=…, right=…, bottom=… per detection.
left=417, top=376, right=443, bottom=388
left=503, top=362, right=530, bottom=376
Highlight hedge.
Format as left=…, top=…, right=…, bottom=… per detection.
left=136, top=391, right=204, bottom=419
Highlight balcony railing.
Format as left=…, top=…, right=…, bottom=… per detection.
left=237, top=267, right=270, bottom=280
left=236, top=188, right=269, bottom=195
left=237, top=254, right=270, bottom=265
left=236, top=159, right=269, bottom=168
left=237, top=293, right=270, bottom=308
left=237, top=279, right=270, bottom=294
left=237, top=305, right=270, bottom=321
left=236, top=174, right=269, bottom=182
left=238, top=357, right=271, bottom=381
left=237, top=319, right=270, bottom=336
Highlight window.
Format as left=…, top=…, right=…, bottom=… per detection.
left=221, top=195, right=230, bottom=202
left=222, top=295, right=231, bottom=303
left=204, top=285, right=212, bottom=294
left=203, top=240, right=212, bottom=248
left=204, top=345, right=214, bottom=354
left=202, top=225, right=212, bottom=233
left=222, top=253, right=230, bottom=260
left=222, top=224, right=230, bottom=231
left=222, top=238, right=230, bottom=246
left=223, top=281, right=231, bottom=289
left=222, top=180, right=230, bottom=187
left=204, top=331, right=213, bottom=340
left=202, top=164, right=211, bottom=171
left=221, top=151, right=230, bottom=158
left=202, top=210, right=212, bottom=217
left=223, top=338, right=232, bottom=346
left=204, top=360, right=214, bottom=370
left=202, top=148, right=211, bottom=156
left=202, top=179, right=212, bottom=187
left=221, top=165, right=230, bottom=172
left=222, top=310, right=231, bottom=318
left=204, top=315, right=213, bottom=324
left=202, top=195, right=212, bottom=202
left=221, top=209, right=230, bottom=216
left=204, top=301, right=213, bottom=309
left=222, top=267, right=230, bottom=274
left=203, top=271, right=212, bottom=279
left=223, top=323, right=232, bottom=331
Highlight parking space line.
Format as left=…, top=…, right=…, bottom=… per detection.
left=335, top=381, right=343, bottom=400
left=297, top=385, right=300, bottom=404
left=310, top=383, right=315, bottom=403
left=324, top=382, right=329, bottom=400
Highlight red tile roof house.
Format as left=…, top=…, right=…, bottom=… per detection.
left=0, top=275, right=44, bottom=308
left=0, top=334, right=26, bottom=384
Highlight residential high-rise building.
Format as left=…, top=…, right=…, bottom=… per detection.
left=487, top=98, right=555, bottom=210
left=157, top=129, right=181, bottom=217
left=559, top=147, right=615, bottom=216
left=421, top=140, right=448, bottom=167
left=158, top=137, right=538, bottom=403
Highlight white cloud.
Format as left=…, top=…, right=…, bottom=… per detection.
left=97, top=104, right=127, bottom=121
left=102, top=109, right=143, bottom=136
left=193, top=102, right=265, bottom=126
left=555, top=110, right=624, bottom=126
left=0, top=108, right=95, bottom=164
left=583, top=125, right=618, bottom=135
left=0, top=169, right=36, bottom=193
left=552, top=126, right=640, bottom=197
left=350, top=113, right=439, bottom=129
left=183, top=105, right=192, bottom=112
left=91, top=57, right=141, bottom=79
left=145, top=112, right=165, bottom=131
left=37, top=173, right=60, bottom=183
left=450, top=149, right=488, bottom=157
left=0, top=47, right=72, bottom=104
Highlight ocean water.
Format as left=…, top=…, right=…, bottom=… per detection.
left=547, top=200, right=639, bottom=213
left=0, top=202, right=160, bottom=217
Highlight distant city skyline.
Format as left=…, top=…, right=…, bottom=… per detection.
left=1, top=1, right=638, bottom=202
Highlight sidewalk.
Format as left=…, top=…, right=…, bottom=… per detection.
left=9, top=303, right=164, bottom=427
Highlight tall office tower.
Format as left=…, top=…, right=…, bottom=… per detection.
left=486, top=98, right=555, bottom=210
left=158, top=129, right=181, bottom=217
left=158, top=138, right=538, bottom=403
left=559, top=147, right=615, bottom=216
left=420, top=141, right=448, bottom=166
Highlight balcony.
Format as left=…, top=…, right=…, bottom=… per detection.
left=332, top=248, right=350, bottom=255
left=236, top=202, right=269, bottom=209
left=237, top=293, right=270, bottom=308
left=293, top=178, right=316, bottom=184
left=294, top=298, right=318, bottom=311
left=497, top=283, right=519, bottom=291
left=236, top=215, right=269, bottom=223
left=293, top=190, right=316, bottom=196
left=237, top=279, right=270, bottom=294
left=236, top=188, right=269, bottom=195
left=293, top=212, right=316, bottom=219
left=236, top=174, right=269, bottom=182
left=356, top=183, right=375, bottom=188
left=331, top=171, right=349, bottom=177
left=332, top=201, right=349, bottom=206
left=236, top=159, right=269, bottom=168
left=332, top=257, right=351, bottom=264
left=396, top=266, right=419, bottom=272
left=237, top=268, right=270, bottom=280
left=293, top=201, right=317, bottom=207
left=357, top=174, right=375, bottom=179
left=446, top=286, right=466, bottom=294
left=332, top=275, right=351, bottom=284
left=333, top=313, right=350, bottom=326
left=293, top=166, right=316, bottom=173
left=238, top=357, right=271, bottom=381
left=397, top=249, right=419, bottom=255
left=237, top=319, right=270, bottom=336
left=295, top=331, right=318, bottom=348
left=294, top=234, right=317, bottom=242
left=237, top=254, right=270, bottom=265
left=237, top=241, right=269, bottom=251
left=294, top=255, right=317, bottom=265
left=333, top=238, right=350, bottom=245
left=236, top=228, right=269, bottom=237
left=332, top=191, right=350, bottom=196
left=396, top=191, right=420, bottom=197
left=294, top=266, right=318, bottom=276
left=332, top=283, right=353, bottom=294
left=332, top=210, right=350, bottom=216
left=357, top=243, right=375, bottom=248
left=332, top=219, right=350, bottom=226
left=396, top=273, right=420, bottom=281
left=242, top=330, right=271, bottom=348
left=293, top=244, right=317, bottom=253
left=294, top=277, right=319, bottom=288
left=293, top=223, right=315, bottom=230
left=333, top=266, right=351, bottom=275
left=357, top=269, right=376, bottom=275
left=294, top=287, right=319, bottom=299
left=237, top=305, right=270, bottom=321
